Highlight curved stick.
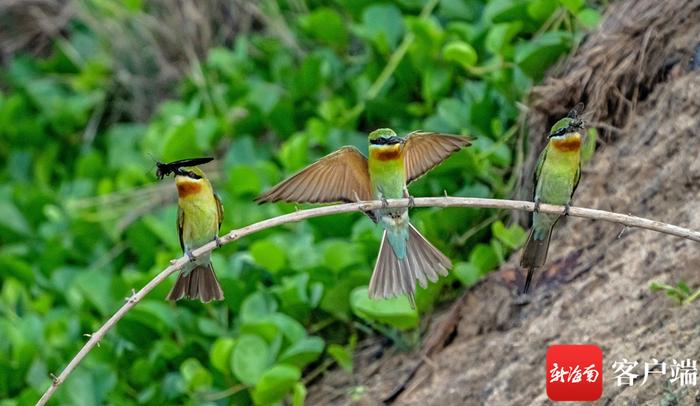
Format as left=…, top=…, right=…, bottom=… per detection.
left=36, top=197, right=700, bottom=405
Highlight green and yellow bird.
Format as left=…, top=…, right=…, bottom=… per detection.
left=257, top=129, right=472, bottom=307
left=520, top=104, right=585, bottom=293
left=165, top=165, right=225, bottom=302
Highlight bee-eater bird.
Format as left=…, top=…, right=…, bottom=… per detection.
left=163, top=164, right=225, bottom=302
left=520, top=104, right=585, bottom=293
left=257, top=129, right=472, bottom=307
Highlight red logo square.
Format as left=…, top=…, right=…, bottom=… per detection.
left=546, top=344, right=603, bottom=401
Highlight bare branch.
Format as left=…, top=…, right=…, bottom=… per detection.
left=36, top=197, right=700, bottom=405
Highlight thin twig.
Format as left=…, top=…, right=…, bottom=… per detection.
left=36, top=197, right=700, bottom=405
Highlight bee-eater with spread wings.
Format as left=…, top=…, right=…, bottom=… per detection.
left=257, top=129, right=472, bottom=307
left=520, top=104, right=585, bottom=293
left=165, top=165, right=225, bottom=302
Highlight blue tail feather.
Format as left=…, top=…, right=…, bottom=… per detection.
left=386, top=228, right=408, bottom=259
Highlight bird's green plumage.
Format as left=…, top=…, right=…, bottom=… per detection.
left=535, top=141, right=581, bottom=204
left=522, top=128, right=582, bottom=273
left=530, top=139, right=580, bottom=244
left=367, top=129, right=409, bottom=259
left=520, top=116, right=583, bottom=293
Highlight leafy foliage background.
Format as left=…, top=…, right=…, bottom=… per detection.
left=0, top=0, right=598, bottom=404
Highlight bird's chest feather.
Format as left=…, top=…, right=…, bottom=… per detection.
left=368, top=145, right=405, bottom=199
left=177, top=182, right=218, bottom=244
left=537, top=145, right=581, bottom=204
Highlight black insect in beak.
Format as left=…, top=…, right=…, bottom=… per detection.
left=155, top=157, right=213, bottom=180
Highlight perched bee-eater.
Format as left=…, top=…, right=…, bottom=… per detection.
left=520, top=104, right=585, bottom=293
left=257, top=129, right=472, bottom=307
left=164, top=164, right=225, bottom=302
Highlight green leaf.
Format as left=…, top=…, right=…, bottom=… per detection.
left=350, top=287, right=418, bottom=330
left=250, top=239, right=287, bottom=272
left=73, top=270, right=113, bottom=316
left=650, top=281, right=669, bottom=292
left=232, top=334, right=271, bottom=386
left=162, top=119, right=202, bottom=161
left=558, top=0, right=585, bottom=13
left=0, top=197, right=30, bottom=235
left=442, top=41, right=478, bottom=69
left=527, top=0, right=557, bottom=21
left=274, top=273, right=316, bottom=318
left=240, top=319, right=281, bottom=343
left=251, top=365, right=301, bottom=405
left=180, top=358, right=213, bottom=392
left=453, top=262, right=482, bottom=287
left=677, top=281, right=691, bottom=295
left=279, top=133, right=309, bottom=172
left=279, top=336, right=325, bottom=368
left=485, top=23, right=523, bottom=54
left=240, top=291, right=277, bottom=323
left=354, top=4, right=404, bottom=54
left=322, top=240, right=361, bottom=272
left=229, top=165, right=262, bottom=196
left=515, top=31, right=572, bottom=80
left=293, top=382, right=307, bottom=406
left=576, top=8, right=601, bottom=29
left=300, top=8, right=348, bottom=48
left=210, top=337, right=236, bottom=374
left=421, top=66, right=452, bottom=103
left=468, top=243, right=500, bottom=274
left=438, top=0, right=480, bottom=20
left=328, top=344, right=353, bottom=372
left=267, top=313, right=307, bottom=344
left=484, top=0, right=529, bottom=22
left=491, top=221, right=527, bottom=249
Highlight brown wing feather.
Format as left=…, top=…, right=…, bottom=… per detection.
left=256, top=146, right=372, bottom=203
left=403, top=132, right=473, bottom=184
left=177, top=206, right=185, bottom=252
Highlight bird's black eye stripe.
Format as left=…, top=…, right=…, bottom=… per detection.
left=549, top=128, right=568, bottom=138
left=173, top=167, right=202, bottom=179
left=548, top=119, right=585, bottom=138
left=370, top=136, right=402, bottom=145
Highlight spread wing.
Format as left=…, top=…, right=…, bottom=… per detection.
left=214, top=193, right=224, bottom=231
left=403, top=132, right=473, bottom=184
left=256, top=146, right=372, bottom=203
left=177, top=206, right=185, bottom=252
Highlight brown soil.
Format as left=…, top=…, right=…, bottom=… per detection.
left=307, top=1, right=700, bottom=405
